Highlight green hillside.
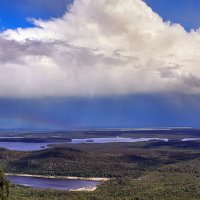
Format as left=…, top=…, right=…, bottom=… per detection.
left=0, top=169, right=9, bottom=200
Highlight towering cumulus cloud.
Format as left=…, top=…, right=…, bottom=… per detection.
left=1, top=0, right=200, bottom=97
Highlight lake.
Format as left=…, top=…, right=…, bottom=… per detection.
left=70, top=137, right=169, bottom=144
left=7, top=175, right=100, bottom=191
left=0, top=137, right=200, bottom=151
left=0, top=137, right=168, bottom=151
left=0, top=141, right=58, bottom=151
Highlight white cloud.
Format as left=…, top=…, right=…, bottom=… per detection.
left=1, top=0, right=200, bottom=98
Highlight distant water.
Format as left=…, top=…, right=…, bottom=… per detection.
left=0, top=137, right=200, bottom=151
left=0, top=141, right=59, bottom=151
left=182, top=138, right=200, bottom=141
left=70, top=137, right=168, bottom=144
left=7, top=175, right=99, bottom=191
left=0, top=137, right=167, bottom=151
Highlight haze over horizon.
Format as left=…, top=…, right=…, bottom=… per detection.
left=1, top=0, right=200, bottom=129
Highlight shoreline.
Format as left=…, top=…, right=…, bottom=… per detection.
left=70, top=186, right=97, bottom=192
left=5, top=173, right=110, bottom=182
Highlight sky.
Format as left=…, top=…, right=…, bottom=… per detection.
left=1, top=0, right=200, bottom=129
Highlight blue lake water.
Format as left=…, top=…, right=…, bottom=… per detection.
left=0, top=141, right=58, bottom=151
left=70, top=137, right=168, bottom=144
left=7, top=175, right=99, bottom=191
left=182, top=138, right=200, bottom=141
left=0, top=137, right=199, bottom=151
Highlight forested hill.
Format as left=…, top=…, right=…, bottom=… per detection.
left=0, top=169, right=9, bottom=200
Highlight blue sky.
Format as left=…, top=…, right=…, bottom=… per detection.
left=1, top=0, right=200, bottom=31
left=0, top=0, right=72, bottom=30
left=1, top=0, right=200, bottom=130
left=146, top=0, right=200, bottom=31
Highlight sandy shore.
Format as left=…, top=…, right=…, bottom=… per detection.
left=5, top=173, right=110, bottom=182
left=70, top=186, right=97, bottom=192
